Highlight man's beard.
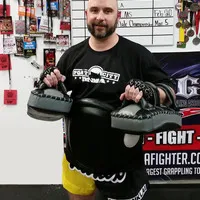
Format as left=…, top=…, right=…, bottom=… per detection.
left=87, top=19, right=118, bottom=39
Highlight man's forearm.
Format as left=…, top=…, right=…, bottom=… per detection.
left=158, top=87, right=176, bottom=105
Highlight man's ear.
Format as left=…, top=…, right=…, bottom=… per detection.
left=117, top=11, right=121, bottom=18
left=85, top=10, right=88, bottom=17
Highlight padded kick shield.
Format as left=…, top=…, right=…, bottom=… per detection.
left=27, top=81, right=72, bottom=121
left=111, top=83, right=182, bottom=134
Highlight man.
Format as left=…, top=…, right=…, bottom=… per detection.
left=43, top=0, right=175, bottom=199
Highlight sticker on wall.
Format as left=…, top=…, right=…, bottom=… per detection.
left=23, top=35, right=36, bottom=58
left=3, top=37, right=16, bottom=54
left=47, top=0, right=59, bottom=17
left=35, top=0, right=45, bottom=16
left=15, top=20, right=26, bottom=35
left=4, top=89, right=17, bottom=105
left=18, top=6, right=35, bottom=18
left=0, top=0, right=10, bottom=16
left=62, top=0, right=70, bottom=19
left=39, top=16, right=50, bottom=33
left=15, top=36, right=24, bottom=57
left=0, top=34, right=3, bottom=53
left=22, top=0, right=34, bottom=7
left=43, top=32, right=56, bottom=44
left=56, top=34, right=69, bottom=51
left=43, top=48, right=55, bottom=69
left=29, top=17, right=37, bottom=34
left=0, top=16, right=13, bottom=34
left=28, top=17, right=44, bottom=35
left=60, top=21, right=71, bottom=31
left=0, top=54, right=12, bottom=70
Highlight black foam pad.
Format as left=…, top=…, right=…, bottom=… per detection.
left=111, top=99, right=182, bottom=134
left=65, top=98, right=144, bottom=175
left=27, top=81, right=73, bottom=121
left=111, top=83, right=182, bottom=134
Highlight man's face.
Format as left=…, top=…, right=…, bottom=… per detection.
left=86, top=0, right=120, bottom=39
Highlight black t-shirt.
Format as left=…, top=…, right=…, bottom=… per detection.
left=57, top=35, right=174, bottom=174
left=57, top=35, right=174, bottom=108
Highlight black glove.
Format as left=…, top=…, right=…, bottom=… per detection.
left=128, top=79, right=160, bottom=106
left=34, top=67, right=57, bottom=88
left=40, top=66, right=57, bottom=81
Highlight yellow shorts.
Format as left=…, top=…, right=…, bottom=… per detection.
left=62, top=154, right=96, bottom=195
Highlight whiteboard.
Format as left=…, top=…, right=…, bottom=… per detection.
left=71, top=0, right=175, bottom=46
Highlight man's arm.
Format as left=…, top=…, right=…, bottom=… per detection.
left=158, top=86, right=176, bottom=105
left=139, top=51, right=176, bottom=105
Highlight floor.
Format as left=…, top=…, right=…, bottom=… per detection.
left=0, top=184, right=200, bottom=200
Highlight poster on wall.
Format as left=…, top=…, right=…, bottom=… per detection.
left=143, top=52, right=200, bottom=182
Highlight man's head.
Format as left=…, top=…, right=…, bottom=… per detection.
left=85, top=0, right=120, bottom=40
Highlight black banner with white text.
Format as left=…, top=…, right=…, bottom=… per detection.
left=144, top=52, right=200, bottom=181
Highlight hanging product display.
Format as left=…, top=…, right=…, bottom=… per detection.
left=15, top=36, right=24, bottom=57
left=56, top=34, right=69, bottom=51
left=0, top=54, right=11, bottom=70
left=4, top=89, right=17, bottom=105
left=176, top=0, right=200, bottom=48
left=43, top=48, right=56, bottom=69
left=43, top=32, right=56, bottom=43
left=3, top=54, right=17, bottom=105
left=0, top=0, right=10, bottom=16
left=3, top=36, right=16, bottom=54
left=0, top=16, right=13, bottom=34
left=23, top=35, right=37, bottom=57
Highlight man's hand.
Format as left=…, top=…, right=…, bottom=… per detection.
left=120, top=79, right=175, bottom=106
left=43, top=68, right=66, bottom=87
left=120, top=84, right=143, bottom=103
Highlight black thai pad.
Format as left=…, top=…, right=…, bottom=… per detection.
left=27, top=81, right=73, bottom=121
left=65, top=98, right=144, bottom=175
left=111, top=83, right=182, bottom=134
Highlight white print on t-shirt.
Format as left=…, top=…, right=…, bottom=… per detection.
left=107, top=184, right=147, bottom=200
left=72, top=65, right=120, bottom=84
left=69, top=164, right=126, bottom=183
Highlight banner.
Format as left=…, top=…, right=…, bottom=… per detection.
left=144, top=52, right=200, bottom=182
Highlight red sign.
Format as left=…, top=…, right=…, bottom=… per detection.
left=0, top=54, right=11, bottom=70
left=143, top=125, right=200, bottom=151
left=4, top=90, right=17, bottom=105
